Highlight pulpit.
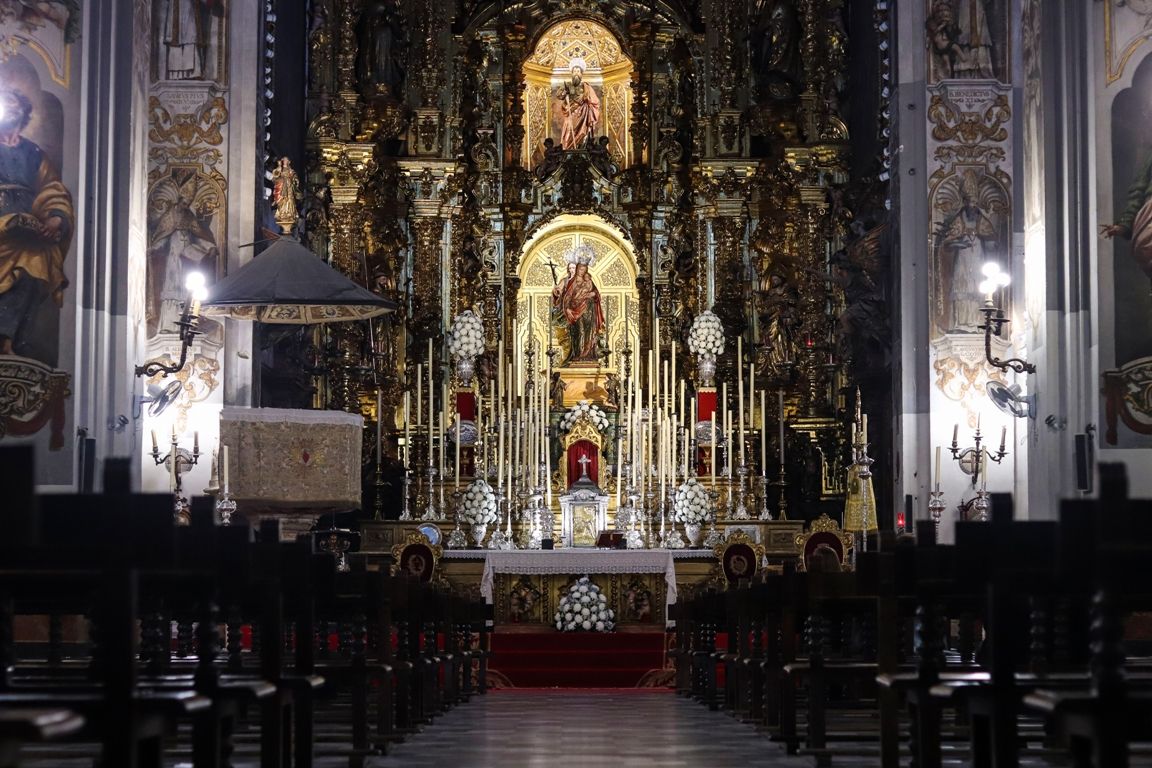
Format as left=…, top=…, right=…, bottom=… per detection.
left=559, top=454, right=609, bottom=547
left=219, top=407, right=363, bottom=540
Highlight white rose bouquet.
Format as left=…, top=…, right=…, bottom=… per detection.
left=447, top=310, right=485, bottom=360
left=672, top=478, right=713, bottom=525
left=687, top=310, right=725, bottom=357
left=553, top=576, right=615, bottom=632
left=558, top=400, right=610, bottom=433
left=458, top=478, right=498, bottom=526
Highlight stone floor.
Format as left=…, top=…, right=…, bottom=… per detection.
left=364, top=689, right=812, bottom=768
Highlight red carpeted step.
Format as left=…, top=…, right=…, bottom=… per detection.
left=489, top=631, right=668, bottom=688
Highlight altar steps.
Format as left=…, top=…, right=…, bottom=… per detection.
left=489, top=631, right=668, bottom=688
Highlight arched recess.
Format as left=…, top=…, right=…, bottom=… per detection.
left=522, top=18, right=633, bottom=170
left=516, top=214, right=639, bottom=384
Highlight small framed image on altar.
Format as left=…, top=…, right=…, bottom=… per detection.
left=571, top=503, right=600, bottom=547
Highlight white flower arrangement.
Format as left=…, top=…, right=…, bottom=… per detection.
left=687, top=310, right=725, bottom=357
left=672, top=478, right=713, bottom=525
left=553, top=576, right=615, bottom=632
left=458, top=478, right=498, bottom=526
left=447, top=310, right=485, bottom=360
left=558, top=399, right=610, bottom=433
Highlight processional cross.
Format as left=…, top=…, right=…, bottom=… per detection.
left=578, top=453, right=591, bottom=479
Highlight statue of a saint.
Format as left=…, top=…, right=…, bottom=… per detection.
left=271, top=157, right=301, bottom=234
left=555, top=59, right=600, bottom=150
left=357, top=0, right=407, bottom=98
left=551, top=245, right=604, bottom=365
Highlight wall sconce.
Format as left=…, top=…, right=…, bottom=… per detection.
left=135, top=272, right=207, bottom=379
left=977, top=262, right=1036, bottom=375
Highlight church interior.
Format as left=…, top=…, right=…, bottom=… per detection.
left=1, top=0, right=1151, bottom=765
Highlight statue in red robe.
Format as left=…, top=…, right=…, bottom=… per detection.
left=556, top=59, right=600, bottom=150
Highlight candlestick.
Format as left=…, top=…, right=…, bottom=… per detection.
left=725, top=409, right=733, bottom=478
left=999, top=425, right=1006, bottom=453
left=861, top=414, right=868, bottom=445
left=454, top=414, right=461, bottom=490
left=169, top=442, right=177, bottom=491
left=193, top=431, right=199, bottom=454
left=749, top=362, right=755, bottom=426
left=952, top=423, right=959, bottom=446
left=759, top=390, right=766, bottom=473
left=934, top=445, right=941, bottom=489
left=150, top=429, right=158, bottom=454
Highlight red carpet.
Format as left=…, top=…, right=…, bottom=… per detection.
left=489, top=631, right=668, bottom=687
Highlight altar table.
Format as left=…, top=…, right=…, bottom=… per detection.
left=443, top=549, right=678, bottom=612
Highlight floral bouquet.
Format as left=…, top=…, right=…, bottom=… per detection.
left=672, top=478, right=713, bottom=525
left=458, top=478, right=498, bottom=526
left=447, top=310, right=485, bottom=360
left=687, top=310, right=725, bottom=357
left=554, top=576, right=615, bottom=632
left=559, top=400, right=610, bottom=433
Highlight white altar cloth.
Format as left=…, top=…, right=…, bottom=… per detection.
left=459, top=550, right=678, bottom=612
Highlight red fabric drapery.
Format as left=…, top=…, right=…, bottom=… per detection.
left=566, top=440, right=599, bottom=490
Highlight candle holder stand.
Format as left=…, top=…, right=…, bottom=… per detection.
left=757, top=475, right=773, bottom=521
left=421, top=465, right=439, bottom=521
left=704, top=489, right=724, bottom=548
left=732, top=463, right=751, bottom=520
left=151, top=437, right=200, bottom=525
left=446, top=491, right=468, bottom=549
left=949, top=426, right=1008, bottom=487
left=399, top=469, right=413, bottom=521
left=971, top=487, right=991, bottom=522
left=928, top=487, right=946, bottom=539
left=772, top=465, right=789, bottom=520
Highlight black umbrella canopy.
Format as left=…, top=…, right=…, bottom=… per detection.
left=201, top=237, right=395, bottom=324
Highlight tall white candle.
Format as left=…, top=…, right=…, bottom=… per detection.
left=725, top=409, right=733, bottom=476
left=454, top=411, right=461, bottom=489
left=416, top=364, right=423, bottom=427
left=952, top=423, right=959, bottom=446
left=221, top=444, right=230, bottom=491
left=738, top=362, right=745, bottom=466
left=710, top=413, right=717, bottom=489
left=778, top=390, right=786, bottom=466
left=169, top=439, right=177, bottom=491
left=376, top=389, right=383, bottom=464
left=934, top=445, right=941, bottom=490
left=404, top=392, right=411, bottom=467
left=999, top=426, right=1007, bottom=453
left=439, top=411, right=446, bottom=477
left=616, top=436, right=623, bottom=508
left=760, top=390, right=767, bottom=473
left=862, top=414, right=868, bottom=445
left=150, top=429, right=158, bottom=454
left=749, top=363, right=756, bottom=426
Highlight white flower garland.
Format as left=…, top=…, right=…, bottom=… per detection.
left=447, top=310, right=485, bottom=360
left=458, top=479, right=498, bottom=526
left=558, top=399, right=610, bottom=433
left=687, top=310, right=725, bottom=357
left=672, top=478, right=713, bottom=525
left=553, top=576, right=615, bottom=632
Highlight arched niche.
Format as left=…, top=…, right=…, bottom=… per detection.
left=522, top=18, right=633, bottom=171
left=516, top=214, right=638, bottom=393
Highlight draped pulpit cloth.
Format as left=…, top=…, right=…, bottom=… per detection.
left=219, top=407, right=363, bottom=508
left=469, top=549, right=678, bottom=616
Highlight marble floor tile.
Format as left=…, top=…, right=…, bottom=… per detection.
left=364, top=690, right=814, bottom=768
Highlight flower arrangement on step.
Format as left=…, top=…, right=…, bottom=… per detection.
left=672, top=478, right=713, bottom=525
left=447, top=310, right=485, bottom=360
left=554, top=576, right=615, bottom=632
left=558, top=399, right=610, bottom=433
left=687, top=310, right=725, bottom=357
left=458, top=478, right=498, bottom=527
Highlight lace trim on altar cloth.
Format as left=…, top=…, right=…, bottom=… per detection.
left=475, top=550, right=678, bottom=614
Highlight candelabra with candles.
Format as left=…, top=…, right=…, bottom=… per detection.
left=150, top=429, right=201, bottom=525
left=948, top=418, right=1007, bottom=487
left=446, top=490, right=468, bottom=549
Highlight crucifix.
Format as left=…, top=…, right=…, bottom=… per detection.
left=578, top=453, right=591, bottom=479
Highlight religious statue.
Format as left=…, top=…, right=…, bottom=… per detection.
left=161, top=0, right=221, bottom=80
left=555, top=59, right=600, bottom=150
left=1101, top=150, right=1152, bottom=280
left=936, top=171, right=1001, bottom=332
left=551, top=245, right=604, bottom=365
left=271, top=157, right=301, bottom=234
left=925, top=0, right=997, bottom=81
left=0, top=89, right=73, bottom=363
left=356, top=0, right=407, bottom=98
left=148, top=169, right=218, bottom=337
left=750, top=0, right=801, bottom=100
